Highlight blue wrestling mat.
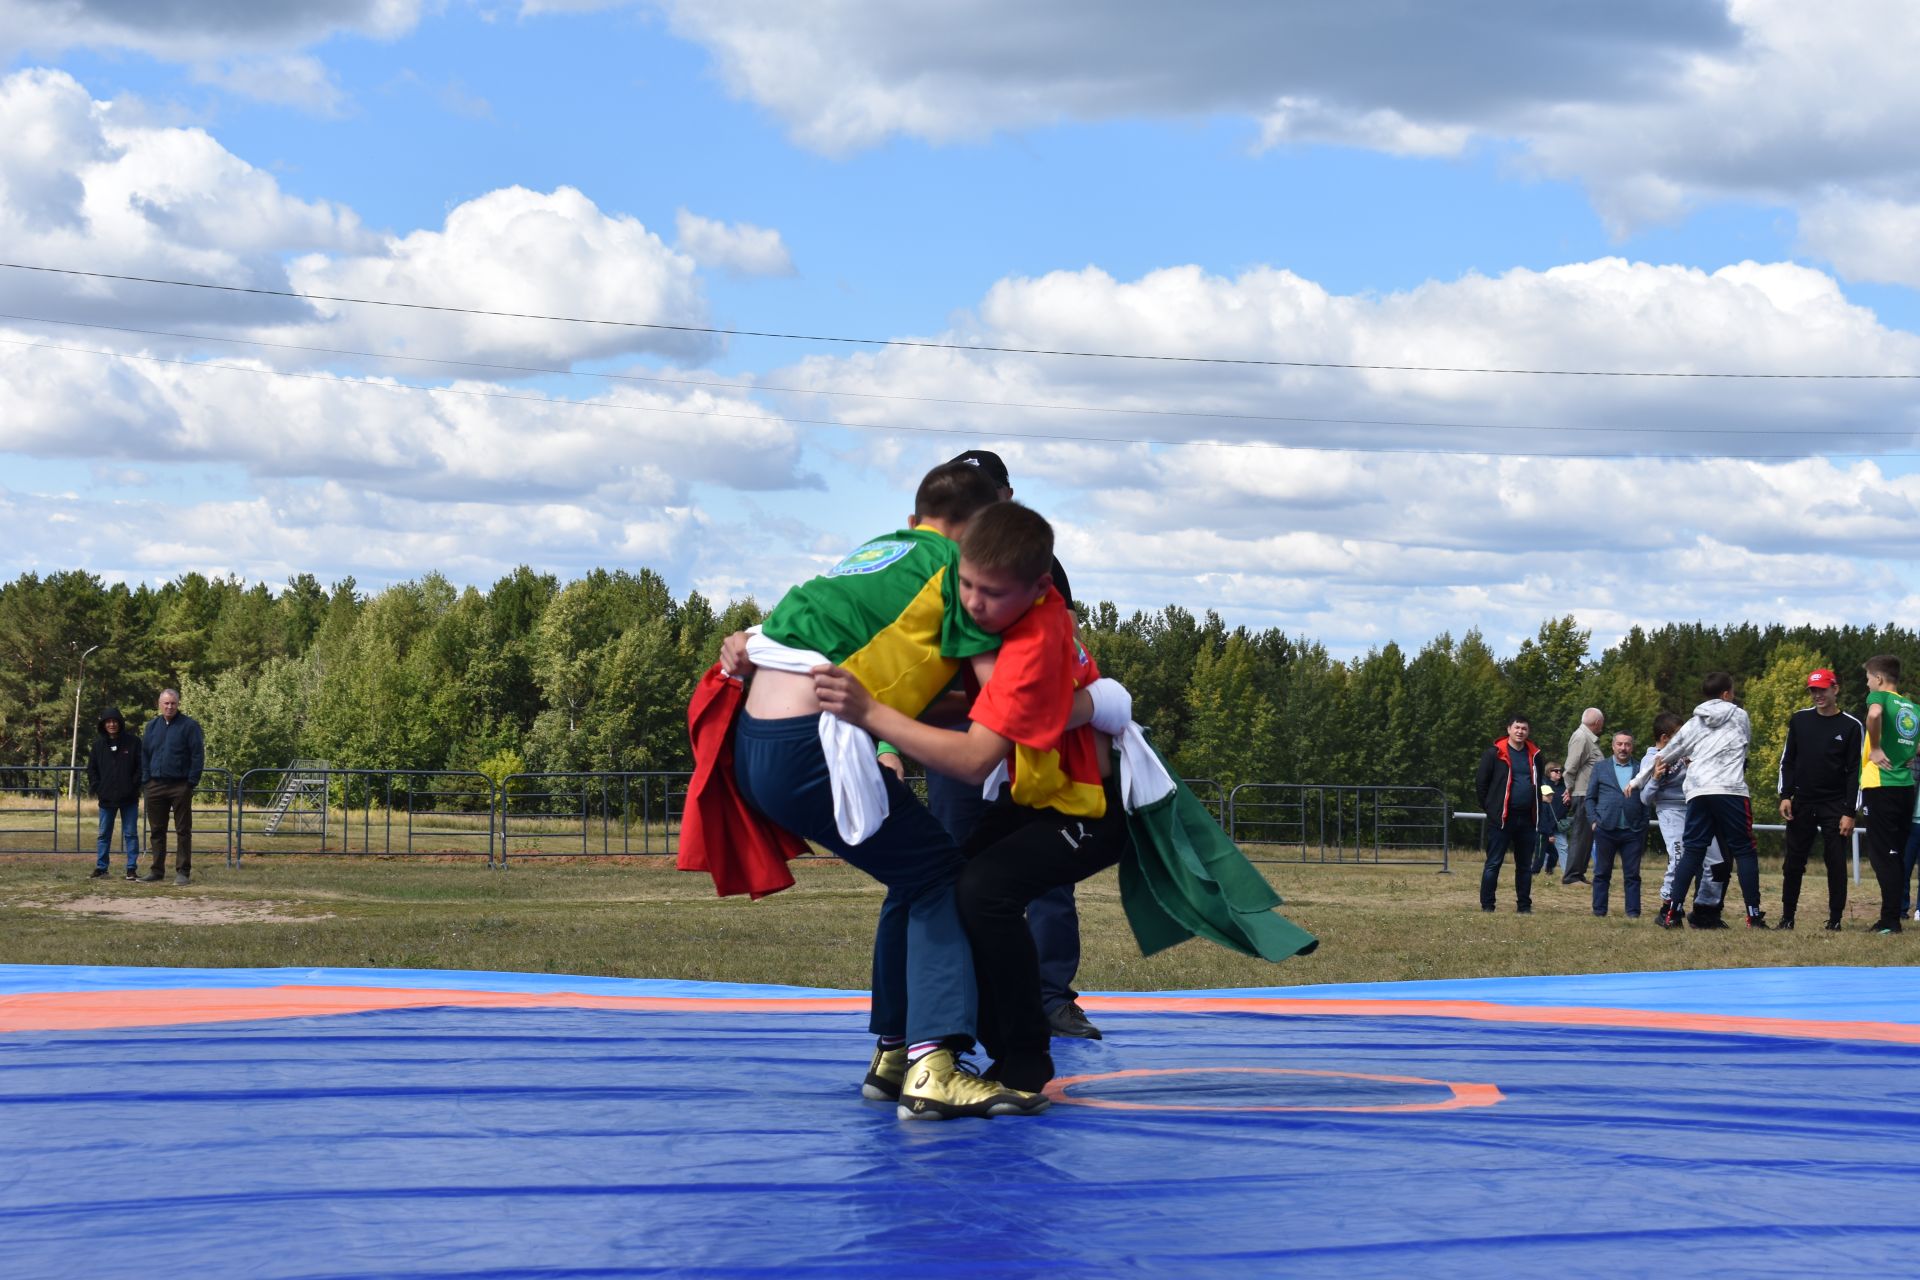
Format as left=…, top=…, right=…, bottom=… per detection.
left=3, top=964, right=1917, bottom=1277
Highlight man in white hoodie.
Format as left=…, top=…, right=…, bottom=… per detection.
left=1627, top=671, right=1769, bottom=929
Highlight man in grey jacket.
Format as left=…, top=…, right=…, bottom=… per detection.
left=1628, top=672, right=1768, bottom=929
left=1560, top=708, right=1604, bottom=885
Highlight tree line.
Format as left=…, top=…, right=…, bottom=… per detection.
left=1, top=568, right=1911, bottom=811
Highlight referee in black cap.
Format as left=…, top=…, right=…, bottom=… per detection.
left=930, top=449, right=1101, bottom=1040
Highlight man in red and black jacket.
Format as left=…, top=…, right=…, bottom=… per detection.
left=1475, top=714, right=1547, bottom=913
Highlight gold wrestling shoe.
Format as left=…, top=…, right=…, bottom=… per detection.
left=896, top=1049, right=1050, bottom=1121
left=861, top=1041, right=908, bottom=1101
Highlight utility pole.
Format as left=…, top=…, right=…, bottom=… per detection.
left=66, top=644, right=101, bottom=834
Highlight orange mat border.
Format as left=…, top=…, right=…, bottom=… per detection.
left=5, top=985, right=1920, bottom=1044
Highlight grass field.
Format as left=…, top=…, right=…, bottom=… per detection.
left=0, top=851, right=1903, bottom=989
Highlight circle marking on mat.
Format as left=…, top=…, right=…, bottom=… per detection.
left=1045, top=1066, right=1505, bottom=1113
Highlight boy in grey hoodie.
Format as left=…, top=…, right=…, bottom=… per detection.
left=1627, top=671, right=1769, bottom=929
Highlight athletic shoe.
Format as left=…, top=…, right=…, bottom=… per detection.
left=1871, top=921, right=1903, bottom=935
left=173, top=873, right=191, bottom=887
left=124, top=869, right=137, bottom=881
left=88, top=868, right=107, bottom=878
left=897, top=1050, right=1049, bottom=1121
left=1745, top=911, right=1769, bottom=930
left=1047, top=1000, right=1103, bottom=1040
left=1689, top=907, right=1730, bottom=930
left=860, top=1042, right=908, bottom=1101
left=1657, top=904, right=1683, bottom=930
left=1777, top=916, right=1795, bottom=931
left=1516, top=905, right=1532, bottom=914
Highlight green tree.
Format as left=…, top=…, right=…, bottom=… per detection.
left=1742, top=642, right=1831, bottom=818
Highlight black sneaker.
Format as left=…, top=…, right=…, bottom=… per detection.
left=1047, top=1001, right=1103, bottom=1040
left=1689, top=908, right=1730, bottom=930
left=124, top=869, right=137, bottom=881
left=1480, top=904, right=1495, bottom=913
left=1745, top=911, right=1769, bottom=930
left=1871, top=921, right=1902, bottom=935
left=1824, top=920, right=1843, bottom=931
left=1777, top=916, right=1795, bottom=931
left=138, top=871, right=165, bottom=882
left=1657, top=904, right=1683, bottom=929
left=1516, top=905, right=1532, bottom=914
left=88, top=868, right=107, bottom=878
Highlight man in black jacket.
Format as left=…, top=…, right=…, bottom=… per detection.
left=139, top=688, right=205, bottom=886
left=1476, top=714, right=1545, bottom=913
left=86, top=706, right=142, bottom=880
left=1777, top=668, right=1863, bottom=930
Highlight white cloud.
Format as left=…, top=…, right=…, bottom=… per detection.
left=0, top=331, right=812, bottom=501
left=656, top=0, right=1730, bottom=155
left=674, top=209, right=795, bottom=277
left=0, top=1, right=426, bottom=63
left=191, top=54, right=349, bottom=116
left=277, top=185, right=715, bottom=365
left=0, top=70, right=720, bottom=367
left=650, top=0, right=1920, bottom=282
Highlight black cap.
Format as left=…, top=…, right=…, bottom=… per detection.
left=948, top=449, right=1011, bottom=490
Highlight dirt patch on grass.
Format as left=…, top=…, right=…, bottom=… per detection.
left=19, top=895, right=331, bottom=926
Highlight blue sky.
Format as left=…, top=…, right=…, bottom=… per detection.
left=6, top=1, right=1920, bottom=654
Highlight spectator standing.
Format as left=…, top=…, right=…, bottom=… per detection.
left=1642, top=712, right=1725, bottom=923
left=1475, top=715, right=1545, bottom=914
left=1777, top=669, right=1862, bottom=931
left=1560, top=708, right=1604, bottom=885
left=85, top=706, right=141, bottom=881
left=1532, top=764, right=1567, bottom=877
left=1859, top=656, right=1918, bottom=935
left=139, top=688, right=204, bottom=886
left=1586, top=732, right=1648, bottom=918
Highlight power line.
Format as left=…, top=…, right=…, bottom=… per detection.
left=5, top=333, right=1914, bottom=461
left=10, top=310, right=1915, bottom=440
left=4, top=259, right=1918, bottom=380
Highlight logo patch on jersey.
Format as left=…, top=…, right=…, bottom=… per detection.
left=1899, top=703, right=1920, bottom=742
left=827, top=540, right=913, bottom=577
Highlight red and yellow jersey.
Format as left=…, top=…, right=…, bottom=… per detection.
left=968, top=587, right=1107, bottom=819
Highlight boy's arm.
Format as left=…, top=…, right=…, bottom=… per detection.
left=1628, top=721, right=1694, bottom=792
left=813, top=665, right=1013, bottom=784
left=1868, top=701, right=1889, bottom=767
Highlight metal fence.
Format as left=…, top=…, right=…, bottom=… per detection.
left=0, top=766, right=234, bottom=859
left=495, top=771, right=690, bottom=864
left=234, top=767, right=495, bottom=864
left=2, top=761, right=1451, bottom=872
left=1228, top=783, right=1453, bottom=869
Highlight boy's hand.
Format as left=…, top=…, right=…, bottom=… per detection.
left=1779, top=797, right=1794, bottom=822
left=812, top=665, right=874, bottom=727
left=1872, top=747, right=1892, bottom=768
left=878, top=752, right=905, bottom=781
left=1840, top=814, right=1855, bottom=837
left=718, top=630, right=753, bottom=679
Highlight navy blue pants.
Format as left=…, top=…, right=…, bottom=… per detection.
left=1480, top=817, right=1535, bottom=910
left=1666, top=794, right=1761, bottom=915
left=1591, top=828, right=1645, bottom=917
left=927, top=761, right=1083, bottom=1014
left=734, top=713, right=976, bottom=1048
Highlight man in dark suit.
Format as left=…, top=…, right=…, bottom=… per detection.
left=1587, top=731, right=1649, bottom=918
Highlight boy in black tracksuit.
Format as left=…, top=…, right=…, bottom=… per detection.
left=1776, top=669, right=1863, bottom=929
left=1475, top=715, right=1546, bottom=913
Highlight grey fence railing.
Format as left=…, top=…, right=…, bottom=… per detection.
left=233, top=767, right=495, bottom=864
left=3, top=762, right=1453, bottom=872
left=0, top=766, right=235, bottom=859
left=494, top=771, right=690, bottom=864
left=1228, top=783, right=1453, bottom=869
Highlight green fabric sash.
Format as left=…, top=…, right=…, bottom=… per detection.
left=1119, top=746, right=1319, bottom=962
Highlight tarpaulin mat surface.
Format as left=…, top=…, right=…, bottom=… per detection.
left=4, top=964, right=1919, bottom=1278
